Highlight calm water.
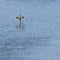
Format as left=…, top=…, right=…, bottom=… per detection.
left=0, top=0, right=60, bottom=60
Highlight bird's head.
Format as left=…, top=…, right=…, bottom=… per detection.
left=16, top=17, right=19, bottom=20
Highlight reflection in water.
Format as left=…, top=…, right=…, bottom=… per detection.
left=16, top=22, right=25, bottom=30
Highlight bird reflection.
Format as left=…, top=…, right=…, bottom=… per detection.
left=16, top=22, right=25, bottom=30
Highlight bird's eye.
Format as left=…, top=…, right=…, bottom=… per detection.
left=22, top=16, right=24, bottom=19
left=16, top=17, right=19, bottom=19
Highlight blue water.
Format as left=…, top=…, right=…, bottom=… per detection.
left=0, top=0, right=60, bottom=60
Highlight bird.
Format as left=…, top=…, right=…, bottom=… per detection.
left=16, top=17, right=19, bottom=20
left=16, top=15, right=25, bottom=21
